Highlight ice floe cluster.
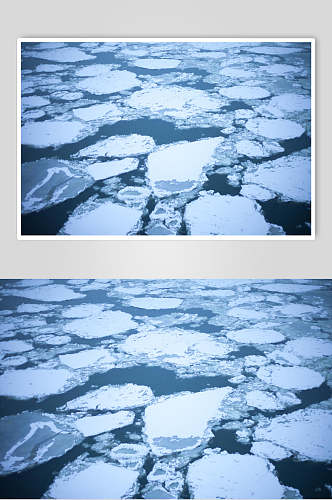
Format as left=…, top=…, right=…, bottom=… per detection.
left=20, top=41, right=312, bottom=236
left=0, top=279, right=331, bottom=498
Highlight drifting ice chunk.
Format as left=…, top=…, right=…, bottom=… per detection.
left=21, top=96, right=50, bottom=109
left=219, top=86, right=270, bottom=99
left=59, top=348, right=115, bottom=369
left=226, top=328, right=284, bottom=344
left=264, top=64, right=302, bottom=75
left=147, top=138, right=223, bottom=196
left=236, top=139, right=284, bottom=158
left=240, top=184, right=275, bottom=201
left=243, top=153, right=311, bottom=203
left=63, top=310, right=137, bottom=338
left=61, top=201, right=142, bottom=236
left=1, top=355, right=28, bottom=367
left=7, top=284, right=84, bottom=302
left=256, top=365, right=324, bottom=390
left=184, top=194, right=272, bottom=235
left=73, top=102, right=122, bottom=121
left=86, top=158, right=139, bottom=180
left=76, top=70, right=140, bottom=95
left=248, top=46, right=303, bottom=55
left=110, top=443, right=149, bottom=469
left=62, top=303, right=106, bottom=318
left=187, top=451, right=284, bottom=499
left=132, top=58, right=180, bottom=69
left=144, top=387, right=233, bottom=455
left=22, top=120, right=90, bottom=148
left=0, top=412, right=82, bottom=475
left=28, top=47, right=95, bottom=62
left=245, top=118, right=305, bottom=139
left=251, top=441, right=292, bottom=461
left=46, top=459, right=139, bottom=499
left=74, top=411, right=135, bottom=437
left=246, top=389, right=300, bottom=410
left=0, top=368, right=77, bottom=399
left=128, top=297, right=183, bottom=309
left=35, top=64, right=67, bottom=72
left=282, top=337, right=332, bottom=359
left=17, top=303, right=51, bottom=313
left=274, top=303, right=319, bottom=317
left=76, top=134, right=155, bottom=158
left=268, top=94, right=311, bottom=113
left=254, top=409, right=332, bottom=461
left=0, top=340, right=33, bottom=353
left=220, top=67, right=255, bottom=78
left=63, top=383, right=154, bottom=411
left=255, top=283, right=322, bottom=293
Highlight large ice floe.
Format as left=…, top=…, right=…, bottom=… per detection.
left=76, top=70, right=140, bottom=95
left=21, top=120, right=92, bottom=148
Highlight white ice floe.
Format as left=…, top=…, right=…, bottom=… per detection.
left=46, top=459, right=139, bottom=499
left=255, top=283, right=322, bottom=293
left=0, top=412, right=82, bottom=475
left=0, top=340, right=33, bottom=354
left=59, top=348, right=115, bottom=369
left=184, top=193, right=273, bottom=236
left=256, top=365, right=324, bottom=390
left=110, top=443, right=149, bottom=470
left=132, top=58, right=180, bottom=69
left=220, top=67, right=255, bottom=78
left=1, top=355, right=28, bottom=367
left=251, top=441, right=292, bottom=461
left=0, top=368, right=78, bottom=399
left=86, top=158, right=139, bottom=180
left=117, top=186, right=151, bottom=208
left=73, top=102, right=122, bottom=122
left=62, top=303, right=106, bottom=318
left=61, top=201, right=142, bottom=236
left=128, top=297, right=183, bottom=309
left=219, top=86, right=270, bottom=99
left=127, top=86, right=221, bottom=117
left=7, top=284, right=84, bottom=302
left=226, top=328, right=284, bottom=344
left=268, top=93, right=311, bottom=113
left=187, top=451, right=284, bottom=499
left=144, top=387, right=233, bottom=455
left=22, top=109, right=45, bottom=120
left=21, top=120, right=90, bottom=148
left=17, top=303, right=51, bottom=313
left=76, top=70, right=140, bottom=95
left=76, top=134, right=155, bottom=158
left=236, top=139, right=283, bottom=158
left=29, top=47, right=96, bottom=62
left=35, top=335, right=71, bottom=346
left=51, top=91, right=84, bottom=101
left=243, top=153, right=311, bottom=203
left=147, top=138, right=223, bottom=196
left=254, top=409, right=332, bottom=461
left=75, top=64, right=117, bottom=77
left=21, top=96, right=50, bottom=109
left=63, top=310, right=137, bottom=338
left=240, top=184, right=275, bottom=201
left=63, top=383, right=154, bottom=411
left=274, top=303, right=319, bottom=317
left=122, top=329, right=234, bottom=365
left=264, top=64, right=302, bottom=75
left=35, top=64, right=68, bottom=72
left=245, top=118, right=305, bottom=139
left=282, top=337, right=332, bottom=359
left=247, top=46, right=303, bottom=55
left=227, top=307, right=269, bottom=320
left=246, top=389, right=300, bottom=411
left=74, top=411, right=135, bottom=437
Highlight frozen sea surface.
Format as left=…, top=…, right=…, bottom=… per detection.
left=0, top=278, right=331, bottom=498
left=20, top=41, right=312, bottom=236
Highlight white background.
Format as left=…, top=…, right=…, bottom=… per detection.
left=1, top=0, right=331, bottom=278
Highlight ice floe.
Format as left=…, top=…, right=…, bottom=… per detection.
left=109, top=443, right=149, bottom=470
left=245, top=118, right=305, bottom=139
left=28, top=47, right=96, bottom=62
left=254, top=409, right=332, bottom=461
left=251, top=441, right=292, bottom=461
left=256, top=365, right=325, bottom=390
left=219, top=86, right=270, bottom=99
left=86, top=158, right=139, bottom=180
left=147, top=138, right=223, bottom=196
left=62, top=303, right=107, bottom=318
left=226, top=328, right=285, bottom=344
left=59, top=348, right=115, bottom=369
left=76, top=70, right=140, bottom=95
left=74, top=411, right=135, bottom=437
left=63, top=383, right=154, bottom=411
left=144, top=387, right=233, bottom=455
left=281, top=338, right=332, bottom=359
left=21, top=96, right=50, bottom=109
left=6, top=284, right=84, bottom=301
left=73, top=102, right=122, bottom=121
left=255, top=283, right=322, bottom=293
left=21, top=120, right=91, bottom=148
left=184, top=193, right=276, bottom=235
left=128, top=297, right=183, bottom=309
left=132, top=58, right=181, bottom=69
left=236, top=139, right=284, bottom=158
left=274, top=303, right=319, bottom=317
left=76, top=134, right=155, bottom=158
left=246, top=389, right=300, bottom=410
left=63, top=310, right=137, bottom=338
left=247, top=46, right=303, bottom=55
left=0, top=339, right=33, bottom=353
left=240, top=184, right=275, bottom=201
left=187, top=451, right=285, bottom=498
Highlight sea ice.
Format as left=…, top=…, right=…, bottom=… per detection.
left=146, top=138, right=223, bottom=196
left=6, top=284, right=85, bottom=302
left=62, top=303, right=106, bottom=318
left=76, top=70, right=140, bottom=95
left=0, top=340, right=33, bottom=353
left=245, top=118, right=305, bottom=139
left=226, top=328, right=284, bottom=344
left=246, top=389, right=300, bottom=410
left=247, top=46, right=303, bottom=55
left=219, top=86, right=270, bottom=99
left=74, top=411, right=135, bottom=437
left=267, top=94, right=311, bottom=113
left=184, top=193, right=273, bottom=235
left=128, top=297, right=183, bottom=309
left=35, top=64, right=68, bottom=72
left=86, top=158, right=139, bottom=180
left=62, top=383, right=154, bottom=411
left=109, top=443, right=149, bottom=470
left=243, top=153, right=311, bottom=203
left=21, top=96, right=50, bottom=109
left=0, top=412, right=82, bottom=475
left=59, top=348, right=115, bottom=369
left=282, top=338, right=332, bottom=359
left=60, top=201, right=142, bottom=236
left=274, top=303, right=319, bottom=317
left=144, top=387, right=233, bottom=455
left=227, top=307, right=269, bottom=320
left=132, top=58, right=180, bottom=69
left=28, top=47, right=96, bottom=62
left=0, top=367, right=78, bottom=399
left=236, top=139, right=283, bottom=158
left=220, top=67, right=255, bottom=78
left=187, top=451, right=284, bottom=499
left=21, top=120, right=90, bottom=148
left=255, top=283, right=322, bottom=293
left=76, top=134, right=155, bottom=158
left=254, top=409, right=332, bottom=461
left=63, top=310, right=137, bottom=338
left=256, top=365, right=325, bottom=390
left=251, top=441, right=292, bottom=461
left=264, top=64, right=302, bottom=75
left=46, top=459, right=139, bottom=499
left=73, top=102, right=122, bottom=121
left=17, top=303, right=51, bottom=313
left=240, top=184, right=275, bottom=201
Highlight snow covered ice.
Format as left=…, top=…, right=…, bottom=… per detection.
left=1, top=278, right=331, bottom=498
left=20, top=40, right=312, bottom=236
